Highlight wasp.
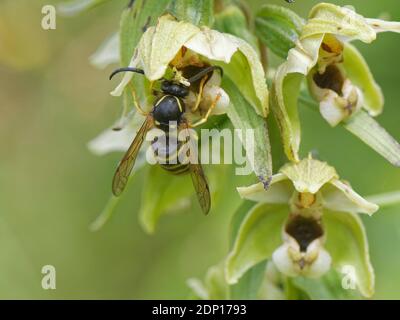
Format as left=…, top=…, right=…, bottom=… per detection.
left=109, top=65, right=223, bottom=215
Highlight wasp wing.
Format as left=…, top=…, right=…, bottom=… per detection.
left=180, top=120, right=211, bottom=215
left=112, top=115, right=153, bottom=196
left=189, top=162, right=211, bottom=215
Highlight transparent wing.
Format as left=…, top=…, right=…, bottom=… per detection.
left=180, top=120, right=211, bottom=214
left=112, top=115, right=153, bottom=196
left=189, top=162, right=211, bottom=215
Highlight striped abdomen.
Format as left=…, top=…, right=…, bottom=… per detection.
left=151, top=132, right=190, bottom=176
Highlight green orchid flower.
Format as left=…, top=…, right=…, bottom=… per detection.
left=226, top=156, right=378, bottom=297
left=270, top=3, right=400, bottom=163
left=111, top=14, right=268, bottom=118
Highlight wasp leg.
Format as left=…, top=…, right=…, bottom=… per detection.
left=191, top=76, right=207, bottom=113
left=190, top=93, right=221, bottom=128
left=131, top=90, right=148, bottom=116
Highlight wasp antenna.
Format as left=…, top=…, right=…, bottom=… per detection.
left=109, top=67, right=145, bottom=80
left=187, top=66, right=223, bottom=84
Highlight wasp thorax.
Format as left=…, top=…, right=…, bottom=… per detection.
left=153, top=95, right=185, bottom=128
left=161, top=80, right=189, bottom=98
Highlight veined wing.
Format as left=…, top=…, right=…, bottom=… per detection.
left=112, top=115, right=153, bottom=196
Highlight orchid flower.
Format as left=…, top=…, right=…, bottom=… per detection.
left=271, top=3, right=400, bottom=163
left=227, top=156, right=378, bottom=297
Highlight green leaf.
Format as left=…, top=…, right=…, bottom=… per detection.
left=58, top=0, right=111, bottom=16
left=226, top=203, right=288, bottom=284
left=230, top=260, right=267, bottom=299
left=324, top=210, right=375, bottom=298
left=255, top=4, right=305, bottom=58
left=343, top=111, right=400, bottom=167
left=214, top=5, right=259, bottom=51
left=223, top=77, right=273, bottom=185
left=139, top=165, right=194, bottom=233
left=168, top=0, right=214, bottom=27
left=292, top=269, right=362, bottom=300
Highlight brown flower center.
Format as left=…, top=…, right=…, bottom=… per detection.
left=285, top=215, right=323, bottom=252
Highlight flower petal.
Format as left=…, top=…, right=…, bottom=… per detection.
left=111, top=14, right=200, bottom=95
left=237, top=173, right=292, bottom=204
left=185, top=28, right=238, bottom=63
left=302, top=3, right=376, bottom=43
left=201, top=72, right=230, bottom=115
left=270, top=35, right=323, bottom=161
left=366, top=18, right=400, bottom=34
left=186, top=29, right=269, bottom=117
left=280, top=157, right=338, bottom=194
left=306, top=247, right=332, bottom=278
left=272, top=238, right=331, bottom=278
left=322, top=180, right=379, bottom=215
left=309, top=69, right=363, bottom=127
left=87, top=113, right=146, bottom=155
left=89, top=32, right=119, bottom=69
left=272, top=243, right=299, bottom=277
left=342, top=43, right=384, bottom=116
left=228, top=35, right=269, bottom=117
left=226, top=203, right=288, bottom=284
left=323, top=209, right=375, bottom=298
left=58, top=0, right=110, bottom=16
left=138, top=14, right=200, bottom=80
left=271, top=69, right=304, bottom=161
left=110, top=52, right=140, bottom=96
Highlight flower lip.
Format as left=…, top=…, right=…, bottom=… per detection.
left=313, top=64, right=344, bottom=95
left=285, top=214, right=324, bottom=252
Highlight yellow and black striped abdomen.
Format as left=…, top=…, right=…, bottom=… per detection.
left=160, top=162, right=190, bottom=175
left=151, top=134, right=190, bottom=176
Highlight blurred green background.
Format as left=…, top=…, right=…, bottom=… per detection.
left=0, top=0, right=399, bottom=299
